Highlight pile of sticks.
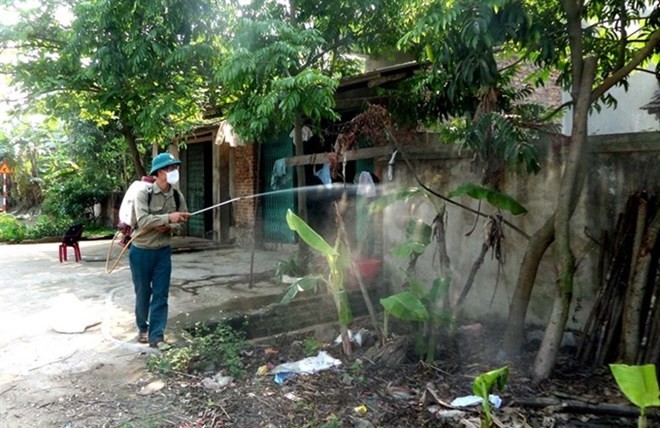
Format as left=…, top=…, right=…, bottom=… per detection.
left=578, top=191, right=659, bottom=366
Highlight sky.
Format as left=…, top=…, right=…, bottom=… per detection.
left=0, top=2, right=73, bottom=122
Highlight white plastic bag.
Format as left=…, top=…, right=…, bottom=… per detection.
left=271, top=351, right=341, bottom=375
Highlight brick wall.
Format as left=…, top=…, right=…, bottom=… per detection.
left=232, top=143, right=258, bottom=245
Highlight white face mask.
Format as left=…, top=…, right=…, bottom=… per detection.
left=165, top=169, right=179, bottom=185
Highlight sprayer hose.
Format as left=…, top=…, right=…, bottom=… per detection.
left=105, top=231, right=141, bottom=274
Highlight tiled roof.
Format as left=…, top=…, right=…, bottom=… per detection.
left=641, top=89, right=660, bottom=120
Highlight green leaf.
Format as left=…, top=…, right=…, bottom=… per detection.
left=427, top=277, right=450, bottom=304
left=280, top=275, right=322, bottom=304
left=448, top=183, right=527, bottom=215
left=407, top=275, right=427, bottom=299
left=472, top=366, right=509, bottom=398
left=609, top=364, right=660, bottom=413
left=380, top=291, right=429, bottom=322
left=286, top=209, right=337, bottom=258
left=368, top=187, right=427, bottom=213
left=392, top=241, right=427, bottom=258
left=405, top=219, right=432, bottom=244
left=471, top=366, right=509, bottom=428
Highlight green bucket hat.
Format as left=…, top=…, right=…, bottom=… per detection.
left=149, top=153, right=181, bottom=175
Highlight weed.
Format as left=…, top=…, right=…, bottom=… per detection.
left=275, top=254, right=305, bottom=279
left=148, top=323, right=247, bottom=379
left=302, top=337, right=321, bottom=356
left=116, top=414, right=167, bottom=428
left=341, top=359, right=366, bottom=385
left=319, top=414, right=341, bottom=428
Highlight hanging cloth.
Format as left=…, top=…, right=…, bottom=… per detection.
left=270, top=158, right=291, bottom=190
left=289, top=126, right=314, bottom=143
left=314, top=163, right=332, bottom=186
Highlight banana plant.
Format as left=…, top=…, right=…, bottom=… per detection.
left=473, top=366, right=509, bottom=428
left=609, top=364, right=660, bottom=428
left=380, top=274, right=451, bottom=362
left=284, top=209, right=353, bottom=355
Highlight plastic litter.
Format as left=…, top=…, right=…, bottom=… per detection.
left=274, top=372, right=295, bottom=385
left=271, top=351, right=342, bottom=375
left=202, top=374, right=233, bottom=391
left=334, top=329, right=369, bottom=347
left=357, top=171, right=376, bottom=197
left=450, top=394, right=502, bottom=409
left=284, top=392, right=302, bottom=401
left=137, top=380, right=166, bottom=395
left=354, top=405, right=368, bottom=416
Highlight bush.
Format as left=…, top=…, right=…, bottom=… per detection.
left=0, top=213, right=26, bottom=242
left=23, top=215, right=72, bottom=240
left=42, top=174, right=111, bottom=223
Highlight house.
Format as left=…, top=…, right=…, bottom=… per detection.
left=176, top=61, right=422, bottom=247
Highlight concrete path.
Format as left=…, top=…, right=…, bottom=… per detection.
left=0, top=238, right=290, bottom=427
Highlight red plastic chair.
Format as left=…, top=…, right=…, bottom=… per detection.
left=59, top=224, right=84, bottom=262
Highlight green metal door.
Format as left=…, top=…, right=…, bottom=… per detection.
left=186, top=142, right=213, bottom=238
left=261, top=133, right=295, bottom=243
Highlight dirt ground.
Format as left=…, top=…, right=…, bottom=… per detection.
left=0, top=241, right=655, bottom=427
left=0, top=240, right=288, bottom=427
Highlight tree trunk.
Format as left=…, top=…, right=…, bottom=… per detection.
left=429, top=206, right=451, bottom=361
left=621, top=208, right=659, bottom=363
left=533, top=50, right=596, bottom=380
left=500, top=215, right=555, bottom=357
left=455, top=242, right=489, bottom=310
left=293, top=114, right=307, bottom=221
left=122, top=127, right=147, bottom=178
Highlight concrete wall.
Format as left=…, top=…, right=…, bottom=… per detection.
left=376, top=131, right=660, bottom=328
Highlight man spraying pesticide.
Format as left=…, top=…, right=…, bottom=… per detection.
left=117, top=153, right=190, bottom=350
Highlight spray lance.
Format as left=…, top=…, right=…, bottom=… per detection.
left=105, top=188, right=299, bottom=274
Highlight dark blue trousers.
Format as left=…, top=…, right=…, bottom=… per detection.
left=129, top=245, right=172, bottom=343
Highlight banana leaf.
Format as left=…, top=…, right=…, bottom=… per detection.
left=380, top=291, right=429, bottom=322
left=286, top=209, right=337, bottom=258
left=448, top=183, right=527, bottom=215
left=281, top=275, right=322, bottom=304
left=609, top=364, right=660, bottom=414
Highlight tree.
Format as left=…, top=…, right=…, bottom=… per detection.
left=1, top=0, right=223, bottom=177
left=399, top=0, right=660, bottom=379
left=528, top=0, right=659, bottom=380
left=217, top=0, right=407, bottom=222
left=398, top=0, right=554, bottom=188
